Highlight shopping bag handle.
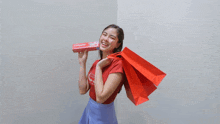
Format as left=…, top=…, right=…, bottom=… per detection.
left=107, top=52, right=122, bottom=60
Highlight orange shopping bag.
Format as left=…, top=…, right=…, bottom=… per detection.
left=107, top=47, right=166, bottom=106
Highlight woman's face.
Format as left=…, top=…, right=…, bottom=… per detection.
left=99, top=28, right=120, bottom=53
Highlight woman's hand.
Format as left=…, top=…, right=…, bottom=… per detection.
left=97, top=58, right=113, bottom=69
left=78, top=50, right=88, bottom=65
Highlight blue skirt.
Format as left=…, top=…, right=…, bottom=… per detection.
left=79, top=98, right=118, bottom=124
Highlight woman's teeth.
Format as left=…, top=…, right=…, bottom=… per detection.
left=102, top=43, right=108, bottom=47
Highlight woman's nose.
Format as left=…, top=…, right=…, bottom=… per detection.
left=103, top=36, right=109, bottom=41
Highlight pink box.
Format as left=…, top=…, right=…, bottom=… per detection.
left=72, top=41, right=99, bottom=52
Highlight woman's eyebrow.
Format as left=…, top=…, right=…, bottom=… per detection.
left=110, top=35, right=117, bottom=38
left=103, top=31, right=117, bottom=38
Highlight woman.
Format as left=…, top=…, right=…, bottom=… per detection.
left=77, top=24, right=125, bottom=124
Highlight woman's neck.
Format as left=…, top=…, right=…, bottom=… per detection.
left=102, top=51, right=113, bottom=59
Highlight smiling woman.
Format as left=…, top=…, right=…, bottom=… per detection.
left=99, top=24, right=124, bottom=59
left=76, top=24, right=125, bottom=124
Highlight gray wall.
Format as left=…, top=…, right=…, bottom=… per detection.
left=1, top=0, right=220, bottom=124
left=116, top=0, right=220, bottom=124
left=1, top=0, right=117, bottom=124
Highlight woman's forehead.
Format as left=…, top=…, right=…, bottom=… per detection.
left=103, top=28, right=117, bottom=36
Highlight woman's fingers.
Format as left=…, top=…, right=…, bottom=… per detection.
left=78, top=50, right=88, bottom=63
left=78, top=52, right=82, bottom=57
left=85, top=50, right=88, bottom=57
left=78, top=51, right=84, bottom=55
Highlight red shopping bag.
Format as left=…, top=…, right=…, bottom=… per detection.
left=108, top=47, right=166, bottom=106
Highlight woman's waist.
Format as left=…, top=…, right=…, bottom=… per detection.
left=89, top=97, right=114, bottom=108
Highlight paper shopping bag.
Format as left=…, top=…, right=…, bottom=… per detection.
left=122, top=58, right=158, bottom=105
left=121, top=47, right=166, bottom=86
left=107, top=47, right=166, bottom=106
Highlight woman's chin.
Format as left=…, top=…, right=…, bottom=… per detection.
left=100, top=48, right=113, bottom=53
left=100, top=47, right=109, bottom=52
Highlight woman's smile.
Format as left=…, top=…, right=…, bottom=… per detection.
left=99, top=28, right=119, bottom=53
left=101, top=42, right=109, bottom=48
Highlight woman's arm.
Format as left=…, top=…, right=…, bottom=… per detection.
left=95, top=58, right=123, bottom=103
left=95, top=66, right=123, bottom=103
left=77, top=51, right=89, bottom=95
left=78, top=63, right=89, bottom=95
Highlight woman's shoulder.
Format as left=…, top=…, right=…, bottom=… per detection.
left=89, top=60, right=100, bottom=71
left=94, top=59, right=100, bottom=63
left=108, top=59, right=124, bottom=74
left=111, top=58, right=123, bottom=66
left=92, top=59, right=122, bottom=68
left=92, top=59, right=100, bottom=66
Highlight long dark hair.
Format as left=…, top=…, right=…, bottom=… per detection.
left=99, top=24, right=124, bottom=94
left=99, top=24, right=124, bottom=59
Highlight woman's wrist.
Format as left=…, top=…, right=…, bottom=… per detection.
left=79, top=62, right=86, bottom=67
